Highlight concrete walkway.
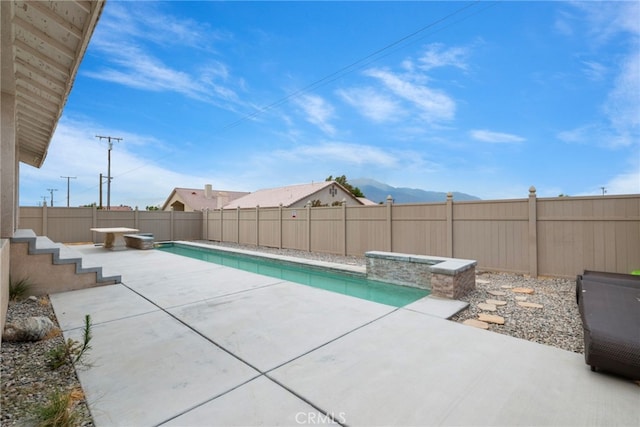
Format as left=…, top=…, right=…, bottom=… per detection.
left=50, top=246, right=639, bottom=426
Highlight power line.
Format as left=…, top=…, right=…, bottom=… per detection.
left=219, top=0, right=490, bottom=133
left=71, top=2, right=497, bottom=194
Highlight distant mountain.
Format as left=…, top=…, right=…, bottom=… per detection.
left=350, top=178, right=480, bottom=204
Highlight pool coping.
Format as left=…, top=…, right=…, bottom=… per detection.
left=171, top=240, right=367, bottom=276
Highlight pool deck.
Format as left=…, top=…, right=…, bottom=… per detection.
left=50, top=245, right=639, bottom=426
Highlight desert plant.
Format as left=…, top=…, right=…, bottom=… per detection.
left=48, top=314, right=93, bottom=370
left=9, top=276, right=32, bottom=301
left=33, top=388, right=79, bottom=427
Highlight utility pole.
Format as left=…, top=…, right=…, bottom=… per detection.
left=60, top=176, right=76, bottom=207
left=46, top=188, right=58, bottom=207
left=95, top=135, right=122, bottom=210
left=600, top=187, right=607, bottom=196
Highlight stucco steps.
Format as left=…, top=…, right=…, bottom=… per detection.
left=12, top=229, right=121, bottom=285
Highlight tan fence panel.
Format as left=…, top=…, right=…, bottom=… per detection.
left=281, top=207, right=308, bottom=251
left=19, top=207, right=45, bottom=235
left=453, top=199, right=529, bottom=274
left=137, top=211, right=172, bottom=241
left=310, top=206, right=344, bottom=254
left=172, top=211, right=202, bottom=241
left=221, top=209, right=239, bottom=244
left=203, top=210, right=221, bottom=241
left=537, top=195, right=640, bottom=277
left=391, top=203, right=447, bottom=256
left=346, top=205, right=388, bottom=255
left=238, top=209, right=257, bottom=245
left=257, top=208, right=281, bottom=248
left=46, top=208, right=94, bottom=243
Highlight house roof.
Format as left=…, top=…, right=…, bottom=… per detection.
left=1, top=1, right=105, bottom=168
left=223, top=181, right=363, bottom=209
left=161, top=187, right=250, bottom=211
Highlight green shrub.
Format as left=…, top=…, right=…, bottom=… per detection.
left=48, top=314, right=92, bottom=370
left=9, top=276, right=32, bottom=301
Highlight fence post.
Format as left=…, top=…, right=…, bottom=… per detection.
left=528, top=186, right=538, bottom=277
left=278, top=203, right=283, bottom=249
left=170, top=208, right=174, bottom=241
left=255, top=205, right=260, bottom=247
left=204, top=209, right=208, bottom=240
left=42, top=203, right=47, bottom=236
left=446, top=192, right=453, bottom=257
left=342, top=199, right=347, bottom=256
left=236, top=206, right=240, bottom=243
left=306, top=202, right=311, bottom=252
left=386, top=195, right=393, bottom=252
left=134, top=206, right=139, bottom=230
left=219, top=208, right=223, bottom=242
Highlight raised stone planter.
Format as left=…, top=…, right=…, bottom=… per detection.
left=365, top=251, right=477, bottom=299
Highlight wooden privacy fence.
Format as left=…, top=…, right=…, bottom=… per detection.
left=18, top=189, right=640, bottom=278
left=203, top=188, right=640, bottom=278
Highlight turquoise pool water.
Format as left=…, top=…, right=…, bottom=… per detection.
left=157, top=243, right=429, bottom=307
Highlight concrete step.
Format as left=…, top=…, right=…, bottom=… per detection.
left=12, top=229, right=120, bottom=284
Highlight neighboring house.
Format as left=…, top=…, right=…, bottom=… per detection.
left=223, top=181, right=372, bottom=209
left=161, top=184, right=250, bottom=211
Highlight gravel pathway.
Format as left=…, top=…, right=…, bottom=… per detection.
left=1, top=242, right=584, bottom=425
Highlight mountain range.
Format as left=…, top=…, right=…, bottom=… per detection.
left=350, top=178, right=480, bottom=204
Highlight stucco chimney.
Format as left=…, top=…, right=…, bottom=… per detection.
left=204, top=184, right=212, bottom=199
left=217, top=191, right=229, bottom=208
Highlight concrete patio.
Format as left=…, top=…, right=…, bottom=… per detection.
left=50, top=245, right=639, bottom=426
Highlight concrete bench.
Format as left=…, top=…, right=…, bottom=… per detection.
left=124, top=233, right=154, bottom=250
left=365, top=251, right=477, bottom=299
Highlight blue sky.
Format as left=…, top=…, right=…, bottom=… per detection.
left=20, top=0, right=639, bottom=208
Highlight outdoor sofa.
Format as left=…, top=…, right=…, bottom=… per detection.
left=576, top=270, right=640, bottom=380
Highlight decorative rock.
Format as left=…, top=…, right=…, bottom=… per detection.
left=2, top=316, right=57, bottom=342
left=486, top=299, right=507, bottom=306
left=512, top=287, right=535, bottom=294
left=27, top=296, right=38, bottom=302
left=487, top=290, right=507, bottom=296
left=478, top=313, right=505, bottom=325
left=515, top=296, right=528, bottom=301
left=477, top=303, right=497, bottom=312
left=476, top=279, right=491, bottom=285
left=500, top=285, right=513, bottom=289
left=518, top=301, right=544, bottom=309
left=463, top=319, right=489, bottom=329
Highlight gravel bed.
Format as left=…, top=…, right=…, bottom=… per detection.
left=2, top=242, right=583, bottom=425
left=1, top=297, right=93, bottom=427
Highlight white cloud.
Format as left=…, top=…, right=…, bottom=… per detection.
left=274, top=142, right=399, bottom=168
left=293, top=95, right=336, bottom=136
left=337, top=87, right=402, bottom=123
left=603, top=54, right=640, bottom=146
left=84, top=2, right=243, bottom=109
left=365, top=68, right=455, bottom=122
left=469, top=129, right=525, bottom=144
left=603, top=170, right=640, bottom=195
left=417, top=43, right=469, bottom=71
left=20, top=119, right=214, bottom=207
left=581, top=60, right=607, bottom=81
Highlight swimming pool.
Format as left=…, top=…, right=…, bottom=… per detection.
left=156, top=242, right=429, bottom=307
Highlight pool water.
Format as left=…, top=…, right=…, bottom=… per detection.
left=157, top=243, right=429, bottom=307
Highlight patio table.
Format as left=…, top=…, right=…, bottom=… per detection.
left=91, top=227, right=139, bottom=251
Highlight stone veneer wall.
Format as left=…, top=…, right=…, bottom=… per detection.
left=431, top=266, right=476, bottom=299
left=365, top=251, right=476, bottom=299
